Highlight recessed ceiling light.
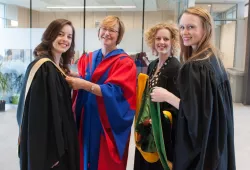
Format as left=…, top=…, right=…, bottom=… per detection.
left=46, top=6, right=137, bottom=9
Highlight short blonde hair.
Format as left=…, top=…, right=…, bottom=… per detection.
left=145, top=23, right=179, bottom=56
left=98, top=15, right=125, bottom=45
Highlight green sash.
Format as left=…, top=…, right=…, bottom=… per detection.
left=135, top=73, right=172, bottom=170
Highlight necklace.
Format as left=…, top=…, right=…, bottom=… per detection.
left=149, top=56, right=172, bottom=88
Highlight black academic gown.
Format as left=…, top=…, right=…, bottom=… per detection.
left=16, top=58, right=80, bottom=170
left=174, top=54, right=236, bottom=170
left=134, top=57, right=181, bottom=170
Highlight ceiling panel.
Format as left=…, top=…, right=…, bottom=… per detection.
left=195, top=3, right=211, bottom=12
left=196, top=3, right=237, bottom=13
left=1, top=0, right=245, bottom=12
left=0, top=0, right=181, bottom=12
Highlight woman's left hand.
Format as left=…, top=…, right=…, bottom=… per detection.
left=65, top=76, right=85, bottom=90
left=150, top=86, right=171, bottom=102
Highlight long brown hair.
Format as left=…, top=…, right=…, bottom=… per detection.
left=179, top=7, right=220, bottom=62
left=33, top=19, right=75, bottom=72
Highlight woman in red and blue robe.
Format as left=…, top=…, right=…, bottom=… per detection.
left=66, top=16, right=136, bottom=170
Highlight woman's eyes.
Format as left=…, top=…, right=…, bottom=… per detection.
left=156, top=37, right=169, bottom=41
left=58, top=32, right=64, bottom=36
left=58, top=32, right=72, bottom=39
left=180, top=25, right=194, bottom=30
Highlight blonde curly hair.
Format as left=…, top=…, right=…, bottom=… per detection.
left=145, top=23, right=179, bottom=56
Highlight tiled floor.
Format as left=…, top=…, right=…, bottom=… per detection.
left=0, top=103, right=249, bottom=170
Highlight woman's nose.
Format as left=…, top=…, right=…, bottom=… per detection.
left=182, top=28, right=188, bottom=34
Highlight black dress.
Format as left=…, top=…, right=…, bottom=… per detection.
left=174, top=54, right=236, bottom=170
left=134, top=56, right=181, bottom=170
left=17, top=58, right=80, bottom=170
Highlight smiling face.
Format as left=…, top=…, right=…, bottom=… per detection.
left=99, top=23, right=119, bottom=49
left=154, top=28, right=172, bottom=56
left=51, top=24, right=73, bottom=57
left=179, top=13, right=204, bottom=50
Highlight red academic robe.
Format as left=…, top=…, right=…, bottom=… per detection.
left=73, top=49, right=136, bottom=170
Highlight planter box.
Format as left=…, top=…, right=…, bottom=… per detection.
left=0, top=100, right=6, bottom=112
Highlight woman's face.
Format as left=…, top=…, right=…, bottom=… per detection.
left=179, top=13, right=204, bottom=50
left=52, top=24, right=73, bottom=56
left=154, top=28, right=172, bottom=56
left=99, top=22, right=119, bottom=48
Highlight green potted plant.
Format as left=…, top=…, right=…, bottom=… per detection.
left=0, top=64, right=9, bottom=111
left=10, top=93, right=19, bottom=104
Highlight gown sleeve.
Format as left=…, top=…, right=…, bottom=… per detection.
left=98, top=57, right=137, bottom=159
left=178, top=62, right=214, bottom=148
left=176, top=61, right=228, bottom=169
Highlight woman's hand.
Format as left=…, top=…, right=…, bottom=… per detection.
left=150, top=87, right=170, bottom=102
left=143, top=119, right=152, bottom=126
left=65, top=76, right=85, bottom=90
left=151, top=86, right=180, bottom=109
left=65, top=76, right=103, bottom=96
left=67, top=70, right=79, bottom=77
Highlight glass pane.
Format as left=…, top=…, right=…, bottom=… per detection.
left=84, top=0, right=144, bottom=75
left=32, top=0, right=84, bottom=72
left=0, top=1, right=31, bottom=106
left=211, top=4, right=237, bottom=19
left=196, top=3, right=237, bottom=68
left=143, top=0, right=185, bottom=67
left=0, top=3, right=4, bottom=18
left=0, top=18, right=3, bottom=27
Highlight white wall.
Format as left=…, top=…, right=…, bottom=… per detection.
left=220, top=21, right=236, bottom=68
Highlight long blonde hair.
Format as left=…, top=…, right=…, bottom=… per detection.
left=179, top=7, right=220, bottom=62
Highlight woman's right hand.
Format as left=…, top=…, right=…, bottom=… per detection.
left=150, top=87, right=170, bottom=102
left=65, top=76, right=85, bottom=90
left=67, top=70, right=79, bottom=77
left=151, top=86, right=180, bottom=109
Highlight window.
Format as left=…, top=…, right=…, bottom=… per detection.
left=0, top=3, right=4, bottom=28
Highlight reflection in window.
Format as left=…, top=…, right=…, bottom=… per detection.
left=0, top=3, right=5, bottom=57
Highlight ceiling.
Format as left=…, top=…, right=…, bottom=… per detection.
left=196, top=0, right=245, bottom=3
left=196, top=0, right=246, bottom=13
left=0, top=0, right=247, bottom=12
left=0, top=0, right=179, bottom=12
left=195, top=3, right=237, bottom=13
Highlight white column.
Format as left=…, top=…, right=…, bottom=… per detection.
left=234, top=2, right=246, bottom=69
